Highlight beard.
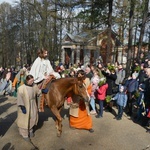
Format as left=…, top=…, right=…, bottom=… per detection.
left=42, top=54, right=48, bottom=59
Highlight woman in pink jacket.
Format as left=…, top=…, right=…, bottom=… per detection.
left=95, top=78, right=108, bottom=118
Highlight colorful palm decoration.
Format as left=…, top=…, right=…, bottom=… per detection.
left=98, top=77, right=106, bottom=87
left=106, top=95, right=112, bottom=103
left=134, top=66, right=141, bottom=72
left=107, top=64, right=116, bottom=71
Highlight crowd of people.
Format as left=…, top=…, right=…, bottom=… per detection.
left=1, top=49, right=150, bottom=142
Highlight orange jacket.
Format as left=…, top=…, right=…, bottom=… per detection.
left=87, top=84, right=92, bottom=96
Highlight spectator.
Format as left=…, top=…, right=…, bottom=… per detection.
left=131, top=59, right=140, bottom=74
left=12, top=65, right=29, bottom=97
left=135, top=83, right=145, bottom=122
left=68, top=69, right=76, bottom=77
left=97, top=62, right=105, bottom=78
left=90, top=68, right=100, bottom=115
left=95, top=77, right=108, bottom=118
left=125, top=73, right=139, bottom=116
left=0, top=66, right=4, bottom=80
left=85, top=66, right=93, bottom=80
left=115, top=64, right=126, bottom=87
left=0, top=70, right=12, bottom=96
left=137, top=63, right=147, bottom=84
left=56, top=63, right=66, bottom=77
left=147, top=59, right=150, bottom=68
left=143, top=67, right=150, bottom=130
left=10, top=67, right=17, bottom=82
left=102, top=65, right=117, bottom=112
left=111, top=85, right=127, bottom=120
left=144, top=68, right=150, bottom=108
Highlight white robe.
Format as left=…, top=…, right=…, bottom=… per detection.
left=29, top=57, right=61, bottom=83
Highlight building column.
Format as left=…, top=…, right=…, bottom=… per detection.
left=76, top=45, right=80, bottom=64
left=71, top=49, right=74, bottom=65
left=94, top=49, right=100, bottom=64
left=61, top=48, right=65, bottom=63
left=84, top=49, right=90, bottom=65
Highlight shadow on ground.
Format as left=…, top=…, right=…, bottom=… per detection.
left=0, top=96, right=17, bottom=137
left=36, top=106, right=69, bottom=130
left=1, top=142, right=14, bottom=150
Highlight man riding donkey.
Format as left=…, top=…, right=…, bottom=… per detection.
left=29, top=48, right=61, bottom=112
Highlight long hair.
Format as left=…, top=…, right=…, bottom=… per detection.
left=37, top=48, right=47, bottom=58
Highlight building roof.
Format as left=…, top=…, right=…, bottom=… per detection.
left=62, top=29, right=122, bottom=46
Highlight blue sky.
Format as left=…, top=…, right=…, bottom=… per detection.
left=0, top=0, right=19, bottom=4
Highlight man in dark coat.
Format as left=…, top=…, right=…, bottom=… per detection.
left=137, top=64, right=147, bottom=84
left=144, top=67, right=150, bottom=131
left=144, top=68, right=150, bottom=108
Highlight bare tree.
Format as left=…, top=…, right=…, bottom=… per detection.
left=137, top=0, right=149, bottom=58
left=126, top=0, right=135, bottom=76
left=106, top=0, right=113, bottom=63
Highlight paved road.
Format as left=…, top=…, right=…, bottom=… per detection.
left=0, top=95, right=150, bottom=150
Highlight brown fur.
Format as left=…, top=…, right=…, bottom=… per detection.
left=41, top=77, right=89, bottom=137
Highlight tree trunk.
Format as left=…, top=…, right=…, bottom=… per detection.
left=106, top=0, right=113, bottom=64
left=133, top=16, right=139, bottom=60
left=137, top=0, right=149, bottom=58
left=126, top=0, right=135, bottom=77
